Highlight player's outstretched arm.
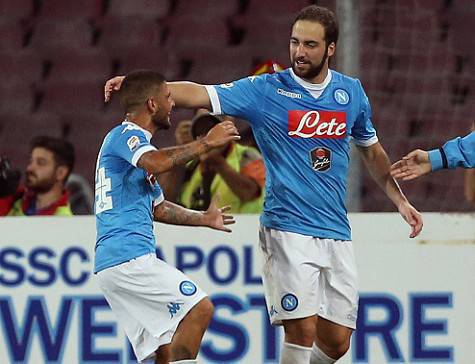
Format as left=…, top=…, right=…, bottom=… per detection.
left=390, top=149, right=431, bottom=181
left=358, top=142, right=423, bottom=238
left=104, top=76, right=211, bottom=109
left=138, top=121, right=240, bottom=175
left=153, top=197, right=235, bottom=232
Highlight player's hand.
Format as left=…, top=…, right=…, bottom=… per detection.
left=204, top=120, right=240, bottom=149
left=104, top=76, right=125, bottom=102
left=390, top=149, right=431, bottom=181
left=175, top=120, right=193, bottom=145
left=203, top=196, right=235, bottom=232
left=397, top=200, right=423, bottom=238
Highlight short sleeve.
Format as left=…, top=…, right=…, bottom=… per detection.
left=351, top=80, right=378, bottom=147
left=110, top=126, right=157, bottom=167
left=205, top=75, right=268, bottom=125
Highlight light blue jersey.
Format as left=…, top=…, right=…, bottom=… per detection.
left=429, top=131, right=475, bottom=170
left=206, top=69, right=378, bottom=240
left=94, top=121, right=164, bottom=273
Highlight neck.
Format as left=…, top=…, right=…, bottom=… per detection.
left=126, top=113, right=157, bottom=135
left=35, top=184, right=64, bottom=209
left=302, top=65, right=329, bottom=84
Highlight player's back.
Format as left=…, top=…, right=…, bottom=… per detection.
left=94, top=121, right=163, bottom=273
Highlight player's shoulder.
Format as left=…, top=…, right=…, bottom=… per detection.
left=330, top=70, right=363, bottom=89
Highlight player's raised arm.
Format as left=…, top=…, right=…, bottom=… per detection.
left=153, top=197, right=235, bottom=232
left=105, top=76, right=211, bottom=109
left=357, top=142, right=423, bottom=238
left=138, top=120, right=240, bottom=175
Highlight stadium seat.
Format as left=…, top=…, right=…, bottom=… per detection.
left=173, top=0, right=240, bottom=19
left=97, top=16, right=163, bottom=57
left=244, top=0, right=314, bottom=18
left=0, top=0, right=33, bottom=20
left=44, top=48, right=113, bottom=84
left=38, top=0, right=103, bottom=20
left=38, top=81, right=105, bottom=114
left=28, top=19, right=94, bottom=55
left=116, top=46, right=178, bottom=80
left=0, top=19, right=27, bottom=49
left=164, top=17, right=230, bottom=51
left=0, top=112, right=63, bottom=167
left=0, top=49, right=43, bottom=87
left=176, top=47, right=255, bottom=83
left=106, top=0, right=170, bottom=19
left=0, top=83, right=34, bottom=113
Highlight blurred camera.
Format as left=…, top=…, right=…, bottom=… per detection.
left=0, top=156, right=21, bottom=198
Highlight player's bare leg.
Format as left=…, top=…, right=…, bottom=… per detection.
left=280, top=316, right=317, bottom=363
left=311, top=316, right=353, bottom=363
left=154, top=344, right=171, bottom=364
left=168, top=297, right=214, bottom=363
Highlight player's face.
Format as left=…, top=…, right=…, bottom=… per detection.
left=290, top=20, right=335, bottom=81
left=151, top=83, right=175, bottom=130
left=25, top=147, right=58, bottom=193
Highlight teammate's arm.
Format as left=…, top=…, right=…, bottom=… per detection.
left=137, top=121, right=240, bottom=175
left=357, top=142, right=423, bottom=238
left=104, top=76, right=211, bottom=109
left=153, top=198, right=235, bottom=232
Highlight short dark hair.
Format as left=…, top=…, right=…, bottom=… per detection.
left=30, top=136, right=75, bottom=180
left=119, top=70, right=166, bottom=113
left=293, top=5, right=339, bottom=46
left=191, top=113, right=221, bottom=139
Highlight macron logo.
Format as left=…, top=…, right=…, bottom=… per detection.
left=277, top=88, right=301, bottom=99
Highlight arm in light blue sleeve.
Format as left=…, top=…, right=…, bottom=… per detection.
left=205, top=75, right=268, bottom=126
left=428, top=131, right=475, bottom=171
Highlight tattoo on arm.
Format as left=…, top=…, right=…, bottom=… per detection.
left=154, top=200, right=204, bottom=226
left=162, top=139, right=210, bottom=169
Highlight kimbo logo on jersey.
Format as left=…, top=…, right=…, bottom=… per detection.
left=281, top=293, right=299, bottom=311
left=310, top=147, right=332, bottom=172
left=288, top=110, right=346, bottom=139
left=179, top=280, right=197, bottom=296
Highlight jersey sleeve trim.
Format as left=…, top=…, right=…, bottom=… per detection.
left=204, top=85, right=222, bottom=114
left=153, top=192, right=165, bottom=207
left=131, top=145, right=157, bottom=167
left=352, top=135, right=379, bottom=147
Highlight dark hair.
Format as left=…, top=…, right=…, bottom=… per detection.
left=292, top=5, right=339, bottom=46
left=191, top=113, right=221, bottom=139
left=30, top=136, right=75, bottom=180
left=119, top=70, right=166, bottom=113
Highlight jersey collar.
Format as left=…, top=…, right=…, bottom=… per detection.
left=121, top=120, right=153, bottom=142
left=289, top=68, right=332, bottom=99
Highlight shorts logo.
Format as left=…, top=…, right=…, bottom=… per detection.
left=310, top=147, right=332, bottom=172
left=167, top=302, right=182, bottom=318
left=179, top=280, right=197, bottom=296
left=127, top=135, right=140, bottom=152
left=281, top=293, right=299, bottom=312
left=269, top=305, right=279, bottom=317
left=220, top=82, right=234, bottom=88
left=334, top=89, right=350, bottom=105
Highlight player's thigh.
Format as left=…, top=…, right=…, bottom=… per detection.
left=259, top=226, right=323, bottom=325
left=319, top=239, right=359, bottom=329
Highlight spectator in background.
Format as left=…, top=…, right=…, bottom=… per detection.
left=159, top=110, right=265, bottom=213
left=0, top=136, right=75, bottom=216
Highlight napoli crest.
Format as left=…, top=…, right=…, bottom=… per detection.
left=333, top=89, right=350, bottom=105
left=281, top=293, right=299, bottom=312
left=179, top=280, right=197, bottom=296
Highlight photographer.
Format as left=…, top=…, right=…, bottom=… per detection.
left=0, top=136, right=75, bottom=216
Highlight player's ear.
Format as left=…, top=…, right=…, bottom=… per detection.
left=147, top=98, right=158, bottom=113
left=327, top=42, right=336, bottom=56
